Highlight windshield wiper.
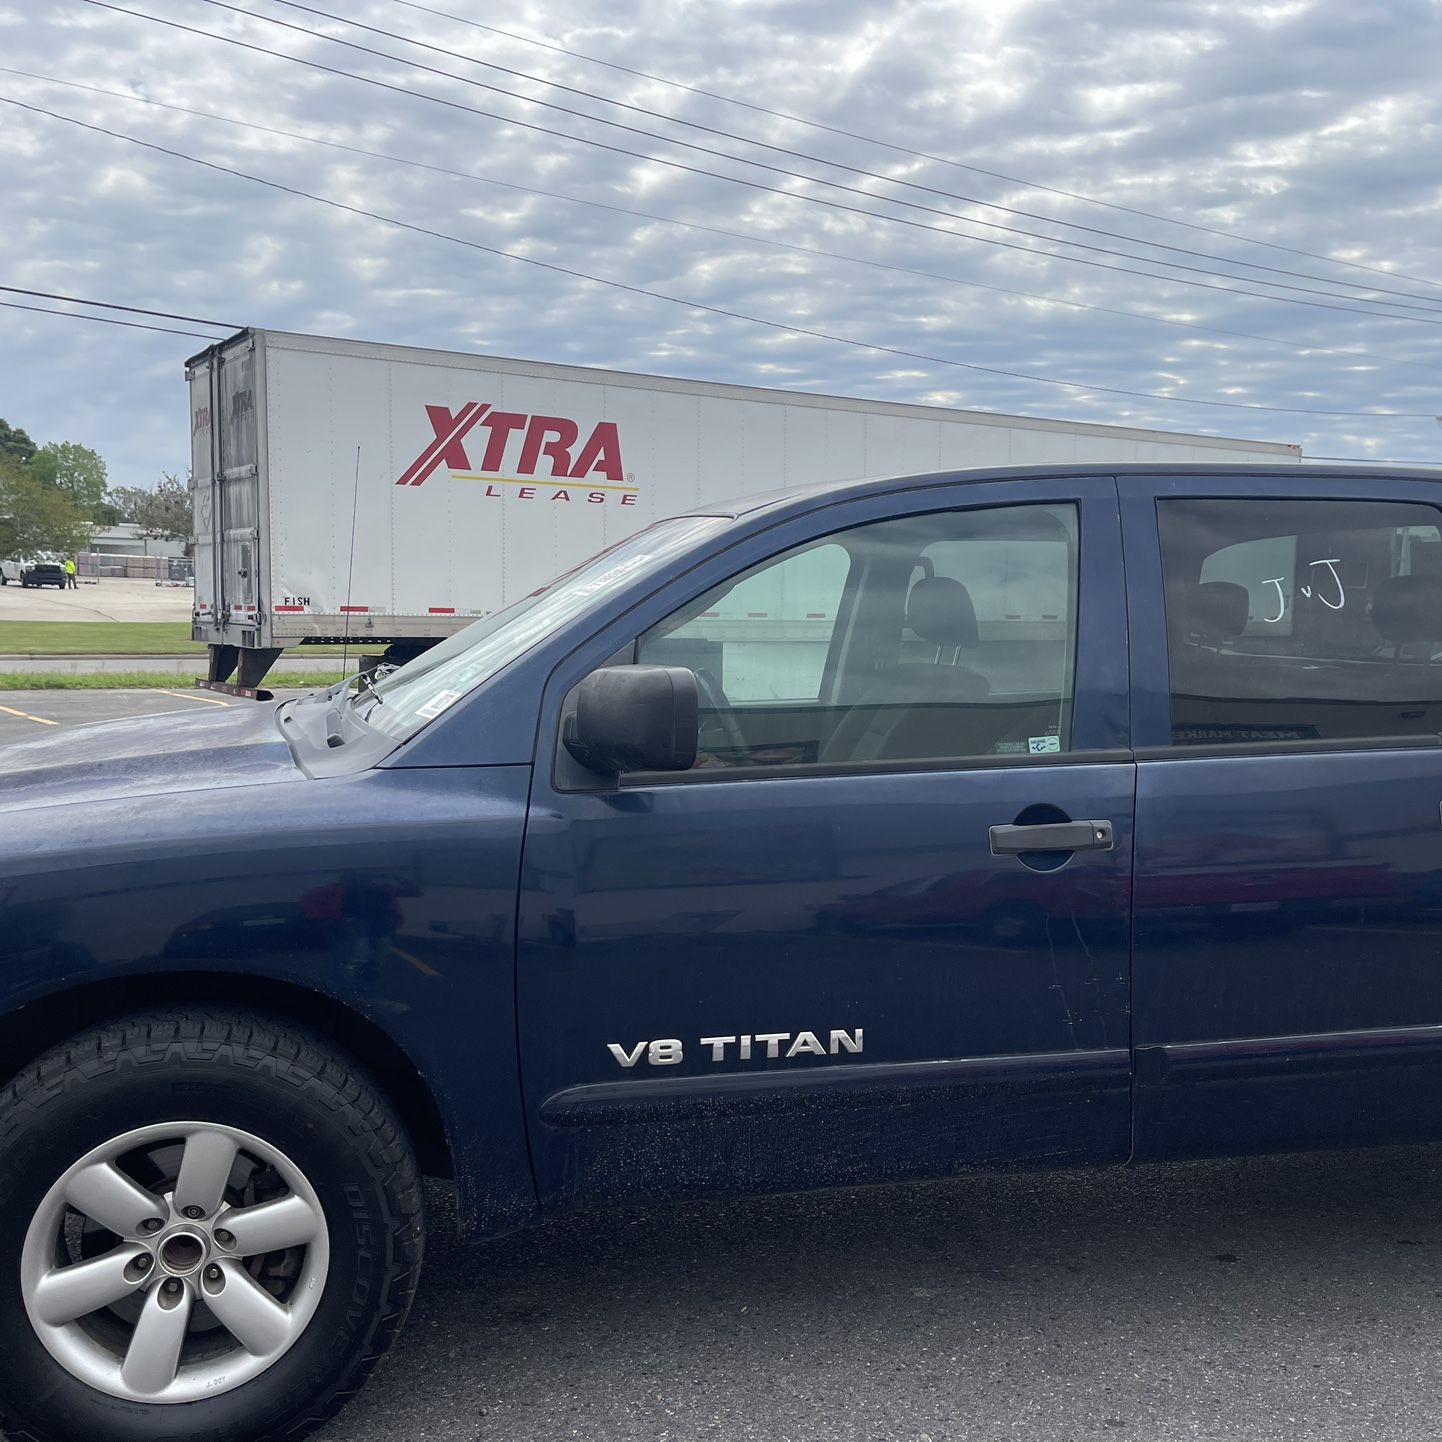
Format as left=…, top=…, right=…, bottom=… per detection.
left=354, top=671, right=384, bottom=708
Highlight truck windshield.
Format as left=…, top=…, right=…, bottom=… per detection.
left=357, top=515, right=727, bottom=741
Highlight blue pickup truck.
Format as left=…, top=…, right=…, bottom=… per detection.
left=2, top=463, right=1442, bottom=1441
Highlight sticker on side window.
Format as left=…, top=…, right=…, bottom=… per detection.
left=415, top=689, right=463, bottom=720
left=1028, top=735, right=1061, bottom=754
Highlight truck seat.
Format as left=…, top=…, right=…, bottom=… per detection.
left=821, top=577, right=992, bottom=764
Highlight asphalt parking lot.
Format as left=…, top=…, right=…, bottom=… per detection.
left=321, top=1147, right=1442, bottom=1442
left=0, top=687, right=312, bottom=743
left=0, top=575, right=192, bottom=622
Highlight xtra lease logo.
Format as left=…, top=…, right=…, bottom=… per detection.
left=395, top=404, right=637, bottom=505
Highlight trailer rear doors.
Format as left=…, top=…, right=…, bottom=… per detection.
left=189, top=334, right=265, bottom=651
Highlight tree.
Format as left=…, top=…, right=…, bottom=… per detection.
left=0, top=419, right=36, bottom=465
left=28, top=441, right=109, bottom=516
left=106, top=473, right=193, bottom=555
left=102, top=485, right=150, bottom=525
left=0, top=455, right=94, bottom=558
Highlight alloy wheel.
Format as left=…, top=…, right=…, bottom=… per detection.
left=20, top=1121, right=329, bottom=1404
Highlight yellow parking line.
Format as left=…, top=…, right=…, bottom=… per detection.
left=161, top=690, right=231, bottom=707
left=391, top=946, right=440, bottom=978
left=0, top=702, right=59, bottom=726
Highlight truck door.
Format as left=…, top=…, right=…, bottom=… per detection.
left=517, top=476, right=1135, bottom=1212
left=1124, top=473, right=1442, bottom=1158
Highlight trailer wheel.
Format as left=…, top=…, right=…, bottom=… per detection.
left=0, top=1010, right=424, bottom=1442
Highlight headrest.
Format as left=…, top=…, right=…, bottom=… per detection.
left=1185, top=581, right=1249, bottom=641
left=1372, top=573, right=1442, bottom=642
left=907, top=576, right=978, bottom=648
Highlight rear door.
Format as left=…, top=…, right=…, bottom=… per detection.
left=1124, top=472, right=1442, bottom=1157
left=189, top=337, right=263, bottom=643
left=517, top=475, right=1136, bottom=1212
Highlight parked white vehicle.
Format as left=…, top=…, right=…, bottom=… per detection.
left=0, top=556, right=66, bottom=588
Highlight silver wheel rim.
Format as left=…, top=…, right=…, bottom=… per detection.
left=21, top=1121, right=330, bottom=1404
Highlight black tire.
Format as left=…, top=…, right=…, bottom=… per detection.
left=0, top=1010, right=424, bottom=1442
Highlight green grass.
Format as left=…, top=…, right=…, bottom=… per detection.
left=0, top=622, right=349, bottom=656
left=0, top=672, right=345, bottom=690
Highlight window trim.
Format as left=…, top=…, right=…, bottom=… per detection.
left=1134, top=734, right=1442, bottom=762
left=618, top=746, right=1135, bottom=789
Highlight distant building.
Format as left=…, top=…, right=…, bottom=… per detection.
left=87, top=523, right=187, bottom=559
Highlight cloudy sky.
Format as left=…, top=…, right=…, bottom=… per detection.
left=1, top=0, right=1440, bottom=490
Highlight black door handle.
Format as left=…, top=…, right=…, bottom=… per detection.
left=989, top=820, right=1113, bottom=855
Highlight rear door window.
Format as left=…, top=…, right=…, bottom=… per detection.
left=1157, top=496, right=1442, bottom=745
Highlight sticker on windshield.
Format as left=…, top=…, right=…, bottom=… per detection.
left=415, top=689, right=463, bottom=720
left=1028, top=735, right=1061, bottom=754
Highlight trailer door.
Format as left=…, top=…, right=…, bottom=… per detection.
left=189, top=336, right=263, bottom=644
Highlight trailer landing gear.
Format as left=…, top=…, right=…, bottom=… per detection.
left=195, top=644, right=285, bottom=699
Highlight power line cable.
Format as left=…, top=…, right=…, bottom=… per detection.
left=0, top=284, right=237, bottom=329
left=262, top=0, right=1442, bottom=310
left=199, top=0, right=1442, bottom=317
left=5, top=92, right=1436, bottom=421
left=8, top=63, right=1438, bottom=378
left=77, top=0, right=1442, bottom=329
left=390, top=0, right=1442, bottom=294
left=0, top=299, right=226, bottom=339
left=1309, top=454, right=1440, bottom=465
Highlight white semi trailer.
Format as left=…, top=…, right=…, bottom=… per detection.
left=186, top=328, right=1300, bottom=691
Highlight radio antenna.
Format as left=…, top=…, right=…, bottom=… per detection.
left=340, top=444, right=361, bottom=688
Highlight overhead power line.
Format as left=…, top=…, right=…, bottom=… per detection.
left=0, top=299, right=226, bottom=339
left=262, top=0, right=1442, bottom=310
left=8, top=65, right=1438, bottom=379
left=390, top=0, right=1442, bottom=294
left=1310, top=454, right=1441, bottom=465
left=5, top=92, right=1437, bottom=422
left=194, top=0, right=1442, bottom=318
left=0, top=284, right=237, bottom=329
left=77, top=1, right=1442, bottom=329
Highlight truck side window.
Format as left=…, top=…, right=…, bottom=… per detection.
left=1157, top=496, right=1442, bottom=746
left=644, top=542, right=851, bottom=705
left=636, top=503, right=1078, bottom=769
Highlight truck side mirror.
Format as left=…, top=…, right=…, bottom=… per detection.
left=563, top=666, right=699, bottom=776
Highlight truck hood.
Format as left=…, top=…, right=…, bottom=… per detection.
left=0, top=701, right=301, bottom=814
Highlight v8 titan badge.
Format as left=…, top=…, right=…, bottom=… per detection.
left=607, top=1029, right=864, bottom=1068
